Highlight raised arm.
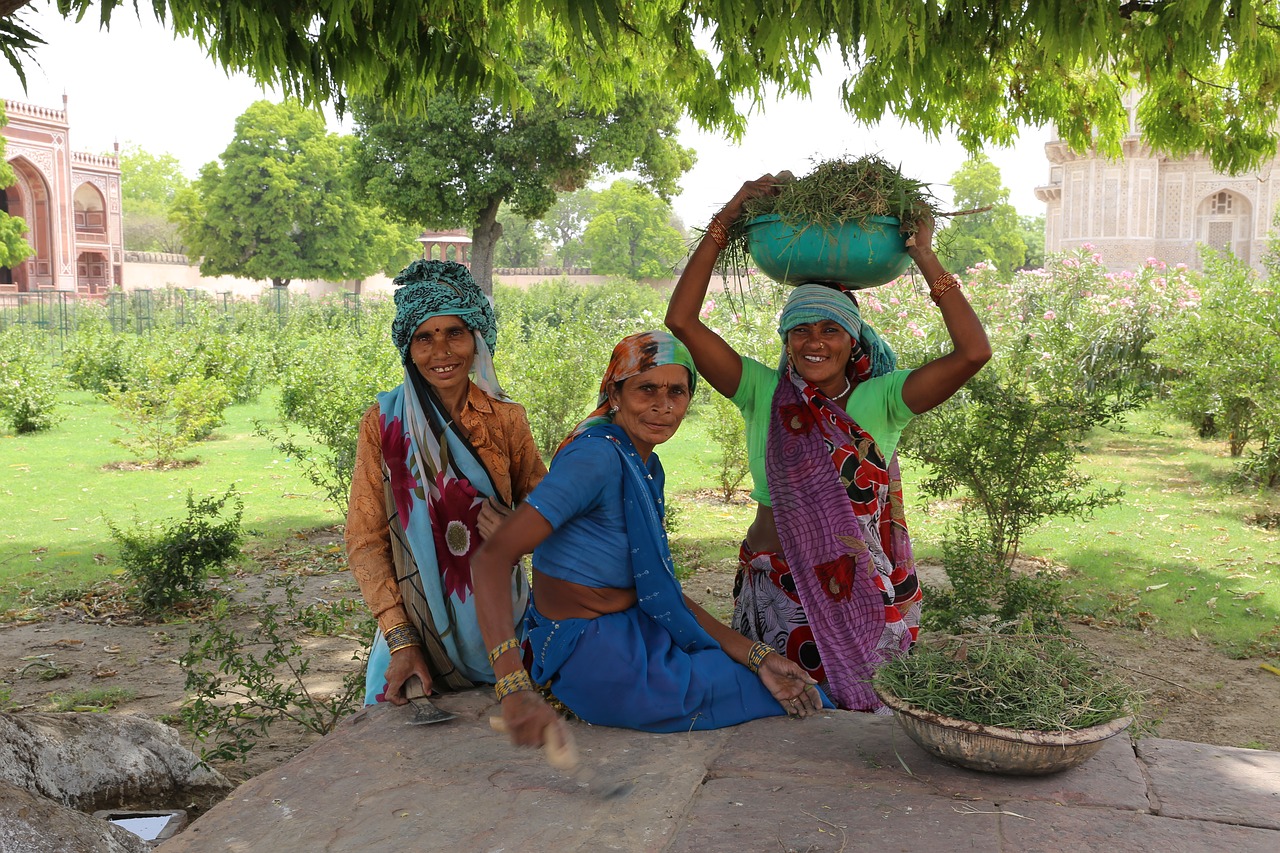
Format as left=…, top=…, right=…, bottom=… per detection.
left=900, top=217, right=993, bottom=414
left=665, top=176, right=781, bottom=398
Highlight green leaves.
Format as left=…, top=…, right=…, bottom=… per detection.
left=177, top=99, right=410, bottom=287
left=17, top=2, right=1280, bottom=172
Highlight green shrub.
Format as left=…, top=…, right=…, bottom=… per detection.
left=180, top=575, right=371, bottom=764
left=922, top=515, right=1069, bottom=635
left=708, top=392, right=750, bottom=501
left=107, top=489, right=244, bottom=613
left=266, top=322, right=399, bottom=513
left=1152, top=248, right=1280, bottom=480
left=62, top=315, right=137, bottom=394
left=102, top=357, right=232, bottom=464
left=904, top=369, right=1127, bottom=566
left=0, top=326, right=62, bottom=433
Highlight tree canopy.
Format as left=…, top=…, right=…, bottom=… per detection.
left=939, top=154, right=1027, bottom=275
left=173, top=100, right=414, bottom=288
left=493, top=203, right=547, bottom=269
left=351, top=35, right=694, bottom=292
left=7, top=2, right=1280, bottom=172
left=117, top=144, right=189, bottom=253
left=582, top=179, right=686, bottom=279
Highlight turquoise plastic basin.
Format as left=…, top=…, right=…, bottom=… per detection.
left=745, top=214, right=912, bottom=288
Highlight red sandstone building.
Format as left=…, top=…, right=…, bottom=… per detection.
left=1, top=96, right=124, bottom=295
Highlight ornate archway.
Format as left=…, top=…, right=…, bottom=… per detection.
left=5, top=157, right=56, bottom=291
left=1195, top=189, right=1253, bottom=266
left=73, top=183, right=107, bottom=235
left=76, top=250, right=109, bottom=295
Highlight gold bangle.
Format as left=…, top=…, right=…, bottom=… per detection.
left=746, top=642, right=775, bottom=674
left=487, top=637, right=521, bottom=666
left=494, top=669, right=535, bottom=702
left=706, top=216, right=729, bottom=251
left=929, top=272, right=961, bottom=305
left=384, top=623, right=420, bottom=654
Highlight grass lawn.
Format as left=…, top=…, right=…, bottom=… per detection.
left=0, top=388, right=338, bottom=614
left=3, top=388, right=1278, bottom=661
left=1018, top=408, right=1280, bottom=657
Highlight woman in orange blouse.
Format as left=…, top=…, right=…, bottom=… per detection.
left=346, top=260, right=545, bottom=705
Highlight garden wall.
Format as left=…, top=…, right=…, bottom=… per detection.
left=120, top=255, right=684, bottom=296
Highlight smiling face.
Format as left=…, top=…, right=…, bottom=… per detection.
left=608, top=363, right=693, bottom=459
left=408, top=315, right=476, bottom=396
left=785, top=319, right=853, bottom=394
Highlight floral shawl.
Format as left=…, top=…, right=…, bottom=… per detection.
left=765, top=347, right=919, bottom=711
left=364, top=331, right=528, bottom=699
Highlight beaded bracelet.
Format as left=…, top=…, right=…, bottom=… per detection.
left=706, top=216, right=729, bottom=251
left=384, top=622, right=421, bottom=654
left=929, top=272, right=962, bottom=305
left=745, top=641, right=776, bottom=674
left=487, top=637, right=521, bottom=666
left=494, top=668, right=536, bottom=702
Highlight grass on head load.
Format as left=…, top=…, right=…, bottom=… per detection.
left=740, top=154, right=940, bottom=234
left=873, top=631, right=1140, bottom=732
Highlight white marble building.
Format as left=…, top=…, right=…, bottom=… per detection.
left=1035, top=92, right=1279, bottom=271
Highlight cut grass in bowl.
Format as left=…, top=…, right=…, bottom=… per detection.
left=873, top=632, right=1139, bottom=732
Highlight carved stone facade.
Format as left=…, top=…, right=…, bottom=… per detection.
left=1, top=97, right=125, bottom=295
left=1035, top=92, right=1279, bottom=272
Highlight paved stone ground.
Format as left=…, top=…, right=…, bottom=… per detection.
left=156, top=689, right=1280, bottom=853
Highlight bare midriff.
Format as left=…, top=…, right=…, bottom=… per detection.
left=531, top=567, right=638, bottom=620
left=745, top=504, right=784, bottom=555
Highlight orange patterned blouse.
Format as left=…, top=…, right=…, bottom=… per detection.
left=345, top=383, right=546, bottom=632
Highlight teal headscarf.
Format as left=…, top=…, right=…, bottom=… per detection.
left=391, top=260, right=497, bottom=361
left=778, top=283, right=897, bottom=378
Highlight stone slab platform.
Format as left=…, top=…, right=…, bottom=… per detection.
left=156, top=689, right=1280, bottom=853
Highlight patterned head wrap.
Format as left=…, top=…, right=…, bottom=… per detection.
left=778, top=283, right=897, bottom=378
left=391, top=260, right=497, bottom=362
left=557, top=330, right=698, bottom=454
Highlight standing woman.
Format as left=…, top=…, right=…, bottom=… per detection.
left=346, top=260, right=546, bottom=705
left=472, top=332, right=826, bottom=748
left=665, top=175, right=992, bottom=712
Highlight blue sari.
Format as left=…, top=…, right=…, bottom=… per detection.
left=526, top=424, right=830, bottom=731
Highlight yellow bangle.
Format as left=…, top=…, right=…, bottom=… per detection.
left=746, top=642, right=775, bottom=674
left=494, top=669, right=536, bottom=702
left=487, top=637, right=521, bottom=666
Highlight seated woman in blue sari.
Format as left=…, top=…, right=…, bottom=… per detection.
left=473, top=331, right=828, bottom=748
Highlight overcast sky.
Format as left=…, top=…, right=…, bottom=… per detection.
left=2, top=4, right=1053, bottom=226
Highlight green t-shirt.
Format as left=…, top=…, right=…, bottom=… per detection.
left=730, top=356, right=915, bottom=507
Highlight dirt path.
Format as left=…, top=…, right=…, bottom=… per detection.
left=2, top=535, right=1277, bottom=797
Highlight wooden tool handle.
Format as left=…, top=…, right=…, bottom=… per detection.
left=405, top=675, right=428, bottom=700
left=489, top=716, right=579, bottom=770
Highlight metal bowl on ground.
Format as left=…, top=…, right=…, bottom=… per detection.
left=745, top=214, right=913, bottom=288
left=874, top=686, right=1134, bottom=776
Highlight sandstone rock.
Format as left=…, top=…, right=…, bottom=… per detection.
left=0, top=713, right=231, bottom=813
left=0, top=780, right=149, bottom=853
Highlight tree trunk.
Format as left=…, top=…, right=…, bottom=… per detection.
left=469, top=198, right=504, bottom=296
left=0, top=2, right=33, bottom=20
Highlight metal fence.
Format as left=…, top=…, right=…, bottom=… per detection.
left=1, top=287, right=373, bottom=344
